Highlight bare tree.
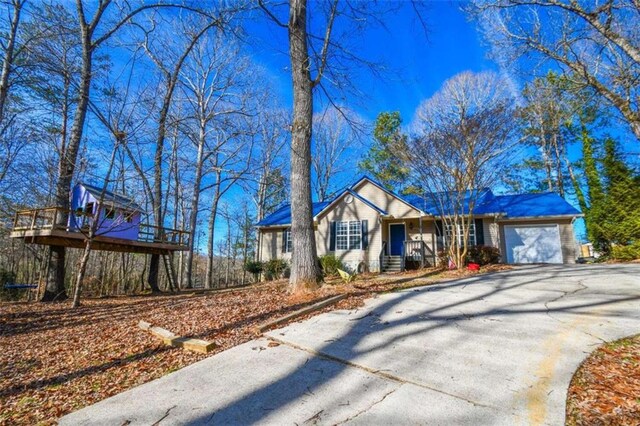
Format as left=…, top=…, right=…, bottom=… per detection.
left=519, top=73, right=576, bottom=196
left=37, top=0, right=222, bottom=301
left=245, top=108, right=289, bottom=222
left=124, top=10, right=233, bottom=292
left=203, top=124, right=256, bottom=289
left=407, top=71, right=518, bottom=269
left=471, top=0, right=640, bottom=140
left=0, top=0, right=26, bottom=125
left=312, top=107, right=362, bottom=201
left=177, top=33, right=253, bottom=288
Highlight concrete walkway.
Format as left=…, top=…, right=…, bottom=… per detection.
left=60, top=264, right=640, bottom=425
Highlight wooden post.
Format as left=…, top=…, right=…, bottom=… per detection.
left=30, top=209, right=37, bottom=230
left=52, top=208, right=58, bottom=230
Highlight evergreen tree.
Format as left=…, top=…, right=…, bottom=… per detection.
left=599, top=138, right=640, bottom=250
left=358, top=111, right=409, bottom=191
left=579, top=127, right=607, bottom=252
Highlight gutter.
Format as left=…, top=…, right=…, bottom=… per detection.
left=497, top=214, right=584, bottom=221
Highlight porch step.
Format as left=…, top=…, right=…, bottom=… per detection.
left=382, top=255, right=402, bottom=272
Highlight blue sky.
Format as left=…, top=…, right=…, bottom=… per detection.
left=245, top=1, right=495, bottom=124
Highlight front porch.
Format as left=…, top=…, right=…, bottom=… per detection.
left=379, top=218, right=437, bottom=272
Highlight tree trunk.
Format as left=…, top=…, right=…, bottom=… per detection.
left=71, top=239, right=92, bottom=308
left=205, top=171, right=221, bottom=288
left=0, top=0, right=23, bottom=124
left=288, top=0, right=321, bottom=293
left=148, top=254, right=160, bottom=293
left=184, top=124, right=206, bottom=288
left=41, top=246, right=66, bottom=301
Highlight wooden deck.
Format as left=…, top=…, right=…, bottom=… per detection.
left=10, top=207, right=189, bottom=255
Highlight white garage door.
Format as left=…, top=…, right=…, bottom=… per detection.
left=504, top=225, right=563, bottom=264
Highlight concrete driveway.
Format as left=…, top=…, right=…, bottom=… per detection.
left=61, top=264, right=640, bottom=425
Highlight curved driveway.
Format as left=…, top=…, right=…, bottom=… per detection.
left=61, top=264, right=640, bottom=425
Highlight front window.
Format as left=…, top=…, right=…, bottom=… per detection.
left=336, top=220, right=362, bottom=250
left=445, top=222, right=476, bottom=247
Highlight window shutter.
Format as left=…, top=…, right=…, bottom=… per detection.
left=474, top=219, right=485, bottom=245
left=282, top=228, right=288, bottom=253
left=329, top=221, right=336, bottom=251
left=361, top=220, right=368, bottom=249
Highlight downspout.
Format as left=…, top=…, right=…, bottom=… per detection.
left=419, top=212, right=424, bottom=268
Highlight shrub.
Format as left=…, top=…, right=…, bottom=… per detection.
left=436, top=249, right=451, bottom=269
left=244, top=260, right=264, bottom=282
left=319, top=254, right=344, bottom=277
left=611, top=242, right=640, bottom=261
left=436, top=245, right=501, bottom=269
left=263, top=259, right=289, bottom=281
left=466, top=245, right=501, bottom=266
left=244, top=260, right=263, bottom=274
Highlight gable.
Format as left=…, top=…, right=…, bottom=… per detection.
left=315, top=190, right=386, bottom=222
left=352, top=180, right=422, bottom=218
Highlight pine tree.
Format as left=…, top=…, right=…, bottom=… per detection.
left=580, top=127, right=607, bottom=252
left=600, top=138, right=640, bottom=251
left=358, top=111, right=410, bottom=191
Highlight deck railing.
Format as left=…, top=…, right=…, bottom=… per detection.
left=403, top=240, right=435, bottom=268
left=12, top=207, right=189, bottom=247
left=379, top=241, right=387, bottom=272
left=138, top=224, right=190, bottom=246
left=13, top=207, right=68, bottom=231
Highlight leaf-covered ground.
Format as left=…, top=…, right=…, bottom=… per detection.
left=0, top=266, right=508, bottom=425
left=566, top=335, right=640, bottom=425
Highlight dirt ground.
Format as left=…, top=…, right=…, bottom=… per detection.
left=0, top=266, right=506, bottom=425
left=566, top=334, right=640, bottom=426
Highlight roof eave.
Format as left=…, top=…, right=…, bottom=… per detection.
left=498, top=213, right=584, bottom=220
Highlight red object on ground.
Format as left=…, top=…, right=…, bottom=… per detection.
left=467, top=263, right=480, bottom=271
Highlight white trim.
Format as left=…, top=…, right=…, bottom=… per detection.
left=388, top=222, right=407, bottom=256
left=335, top=220, right=363, bottom=251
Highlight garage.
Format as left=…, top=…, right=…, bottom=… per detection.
left=504, top=224, right=563, bottom=264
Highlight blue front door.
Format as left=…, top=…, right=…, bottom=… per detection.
left=389, top=224, right=405, bottom=256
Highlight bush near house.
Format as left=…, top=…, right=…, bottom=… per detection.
left=466, top=245, right=501, bottom=266
left=319, top=254, right=344, bottom=277
left=436, top=245, right=501, bottom=269
left=244, top=260, right=263, bottom=281
left=263, top=259, right=289, bottom=281
left=610, top=242, right=640, bottom=261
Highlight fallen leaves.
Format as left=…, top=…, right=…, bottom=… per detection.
left=566, top=334, right=640, bottom=425
left=0, top=265, right=506, bottom=425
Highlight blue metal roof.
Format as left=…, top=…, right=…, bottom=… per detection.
left=489, top=192, right=582, bottom=218
left=256, top=178, right=581, bottom=227
left=401, top=188, right=493, bottom=216
left=403, top=189, right=580, bottom=218
left=255, top=201, right=332, bottom=227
